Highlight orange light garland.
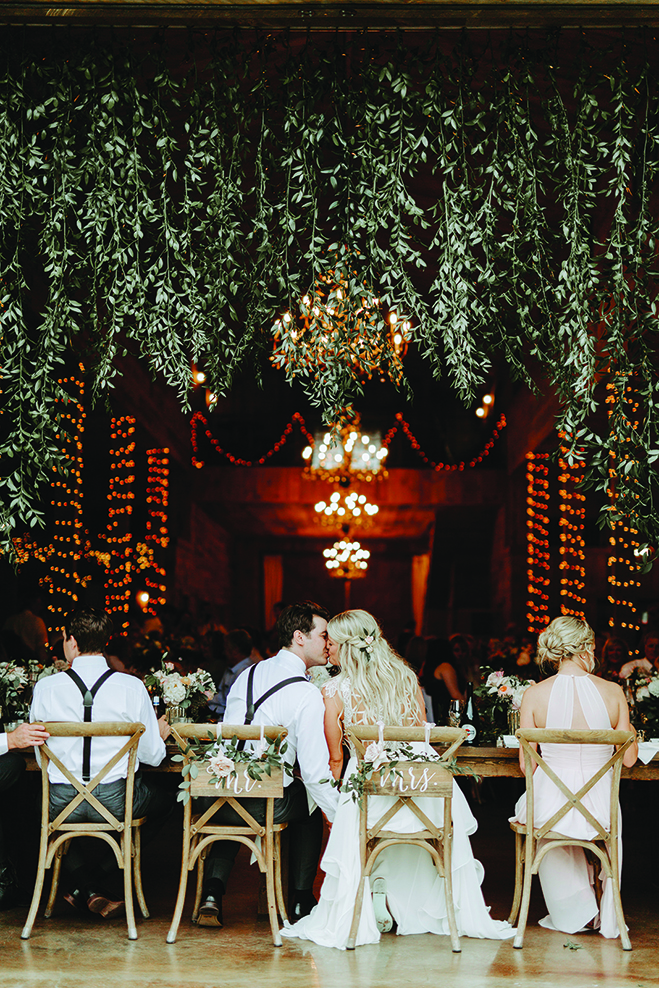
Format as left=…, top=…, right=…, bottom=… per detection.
left=525, top=452, right=551, bottom=635
left=45, top=365, right=88, bottom=632
left=104, top=416, right=136, bottom=630
left=191, top=411, right=506, bottom=472
left=606, top=381, right=642, bottom=641
left=143, top=448, right=169, bottom=614
left=558, top=444, right=586, bottom=620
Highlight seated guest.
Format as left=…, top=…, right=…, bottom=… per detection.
left=510, top=616, right=637, bottom=938
left=30, top=607, right=172, bottom=918
left=599, top=636, right=630, bottom=680
left=2, top=591, right=50, bottom=665
left=208, top=629, right=255, bottom=720
left=421, top=638, right=465, bottom=725
left=619, top=630, right=659, bottom=679
left=0, top=722, right=50, bottom=908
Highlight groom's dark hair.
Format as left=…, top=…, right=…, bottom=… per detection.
left=277, top=601, right=330, bottom=649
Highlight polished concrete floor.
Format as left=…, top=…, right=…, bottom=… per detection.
left=1, top=778, right=657, bottom=988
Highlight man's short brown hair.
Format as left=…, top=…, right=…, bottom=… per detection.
left=276, top=601, right=330, bottom=649
left=64, top=608, right=114, bottom=655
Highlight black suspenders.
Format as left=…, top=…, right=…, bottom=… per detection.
left=236, top=663, right=307, bottom=751
left=65, top=668, right=116, bottom=782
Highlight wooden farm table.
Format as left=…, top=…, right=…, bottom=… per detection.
left=22, top=742, right=659, bottom=779
left=453, top=744, right=659, bottom=780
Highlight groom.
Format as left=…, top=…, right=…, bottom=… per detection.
left=198, top=600, right=339, bottom=926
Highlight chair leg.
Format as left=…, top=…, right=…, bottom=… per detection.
left=132, top=826, right=149, bottom=919
left=44, top=842, right=66, bottom=918
left=442, top=838, right=461, bottom=953
left=167, top=831, right=192, bottom=944
left=21, top=833, right=50, bottom=940
left=346, top=874, right=367, bottom=950
left=265, top=830, right=282, bottom=947
left=508, top=831, right=524, bottom=926
left=274, top=831, right=288, bottom=925
left=122, top=834, right=138, bottom=940
left=191, top=845, right=206, bottom=924
left=607, top=849, right=631, bottom=951
left=513, top=836, right=535, bottom=949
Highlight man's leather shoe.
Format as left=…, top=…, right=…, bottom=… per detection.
left=0, top=865, right=19, bottom=911
left=197, top=893, right=223, bottom=928
left=86, top=893, right=125, bottom=919
left=291, top=889, right=317, bottom=921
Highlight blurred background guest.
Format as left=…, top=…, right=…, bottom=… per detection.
left=421, top=638, right=465, bottom=725
left=208, top=629, right=256, bottom=721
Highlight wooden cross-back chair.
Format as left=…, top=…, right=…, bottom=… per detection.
left=344, top=725, right=467, bottom=952
left=21, top=721, right=149, bottom=941
left=509, top=727, right=635, bottom=950
left=167, top=724, right=289, bottom=946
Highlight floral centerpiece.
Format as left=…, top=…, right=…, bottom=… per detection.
left=172, top=729, right=293, bottom=804
left=0, top=661, right=29, bottom=725
left=144, top=660, right=216, bottom=723
left=629, top=671, right=659, bottom=737
left=475, top=669, right=535, bottom=742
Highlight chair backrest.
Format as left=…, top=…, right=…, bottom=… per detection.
left=35, top=721, right=145, bottom=832
left=516, top=728, right=635, bottom=841
left=346, top=726, right=467, bottom=799
left=171, top=723, right=289, bottom=801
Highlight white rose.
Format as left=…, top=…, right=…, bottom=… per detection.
left=364, top=741, right=388, bottom=770
left=637, top=685, right=650, bottom=700
left=207, top=753, right=235, bottom=779
left=648, top=678, right=659, bottom=697
left=164, top=681, right=187, bottom=704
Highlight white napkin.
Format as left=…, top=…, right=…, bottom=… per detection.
left=502, top=735, right=520, bottom=748
left=637, top=741, right=659, bottom=765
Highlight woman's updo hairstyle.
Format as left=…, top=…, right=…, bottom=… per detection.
left=537, top=616, right=595, bottom=674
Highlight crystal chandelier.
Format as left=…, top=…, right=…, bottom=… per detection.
left=323, top=540, right=370, bottom=579
left=301, top=414, right=388, bottom=484
left=314, top=490, right=379, bottom=529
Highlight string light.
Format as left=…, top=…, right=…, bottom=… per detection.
left=191, top=411, right=506, bottom=474
left=526, top=452, right=551, bottom=635
left=44, top=365, right=88, bottom=632
left=558, top=442, right=587, bottom=620
left=144, top=448, right=169, bottom=613
left=190, top=411, right=314, bottom=469
left=104, top=416, right=136, bottom=631
left=606, top=380, right=642, bottom=642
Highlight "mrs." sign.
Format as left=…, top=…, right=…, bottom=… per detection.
left=362, top=760, right=454, bottom=797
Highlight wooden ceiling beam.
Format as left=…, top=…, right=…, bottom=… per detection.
left=3, top=1, right=659, bottom=29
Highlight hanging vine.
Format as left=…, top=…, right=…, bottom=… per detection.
left=1, top=27, right=659, bottom=558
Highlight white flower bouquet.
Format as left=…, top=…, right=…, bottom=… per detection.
left=633, top=673, right=659, bottom=736
left=475, top=668, right=535, bottom=741
left=145, top=660, right=216, bottom=721
left=0, top=661, right=30, bottom=723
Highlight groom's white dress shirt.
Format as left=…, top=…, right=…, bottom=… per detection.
left=30, top=654, right=166, bottom=784
left=224, top=649, right=339, bottom=822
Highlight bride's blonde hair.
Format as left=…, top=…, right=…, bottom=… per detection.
left=327, top=609, right=422, bottom=726
left=537, top=616, right=596, bottom=673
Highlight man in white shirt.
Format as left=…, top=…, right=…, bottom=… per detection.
left=30, top=607, right=171, bottom=918
left=198, top=601, right=339, bottom=927
left=0, top=722, right=50, bottom=909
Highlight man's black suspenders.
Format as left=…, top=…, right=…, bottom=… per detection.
left=236, top=663, right=307, bottom=751
left=65, top=668, right=116, bottom=782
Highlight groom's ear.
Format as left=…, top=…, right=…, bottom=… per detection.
left=292, top=629, right=306, bottom=647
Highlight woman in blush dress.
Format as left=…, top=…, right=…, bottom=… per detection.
left=281, top=609, right=514, bottom=949
left=510, top=616, right=637, bottom=938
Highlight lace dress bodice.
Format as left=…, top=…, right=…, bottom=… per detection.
left=323, top=677, right=413, bottom=758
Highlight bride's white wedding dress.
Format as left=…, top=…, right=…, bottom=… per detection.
left=281, top=678, right=515, bottom=949
left=510, top=673, right=622, bottom=938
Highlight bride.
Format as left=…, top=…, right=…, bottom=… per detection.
left=281, top=609, right=514, bottom=949
left=510, top=615, right=638, bottom=938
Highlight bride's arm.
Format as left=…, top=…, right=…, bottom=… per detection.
left=613, top=686, right=638, bottom=767
left=322, top=687, right=345, bottom=780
